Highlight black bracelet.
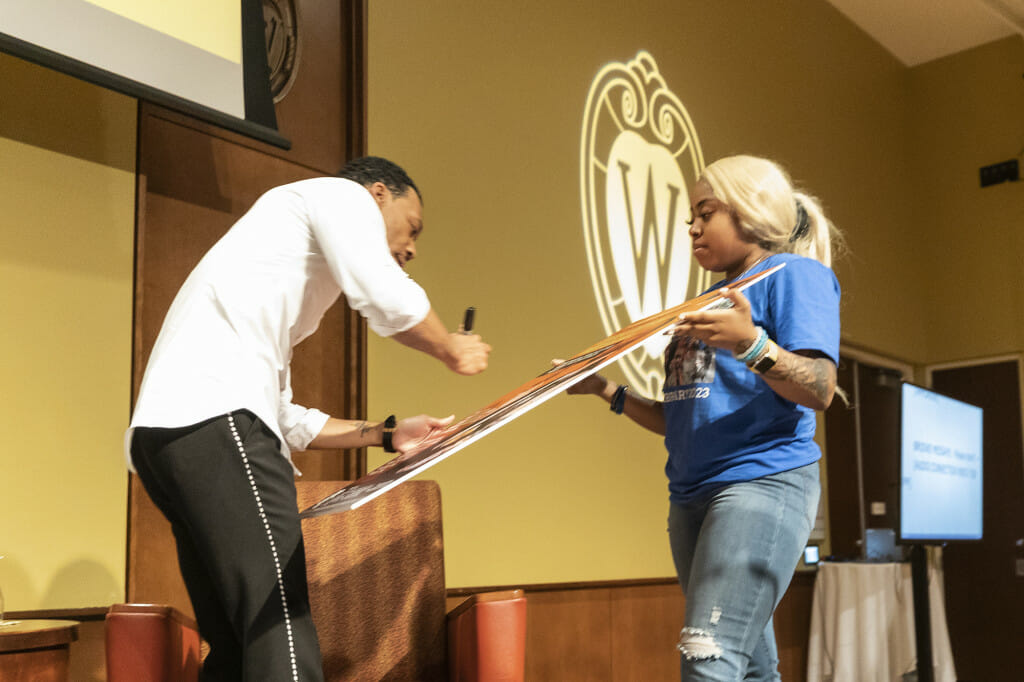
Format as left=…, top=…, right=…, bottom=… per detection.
left=382, top=414, right=397, bottom=453
left=610, top=385, right=628, bottom=414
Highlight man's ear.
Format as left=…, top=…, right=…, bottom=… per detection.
left=369, top=181, right=389, bottom=206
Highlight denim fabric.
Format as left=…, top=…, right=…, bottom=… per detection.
left=667, top=462, right=820, bottom=681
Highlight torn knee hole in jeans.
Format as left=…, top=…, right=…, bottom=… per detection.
left=676, top=626, right=724, bottom=660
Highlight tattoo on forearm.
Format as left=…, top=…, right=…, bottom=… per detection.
left=357, top=421, right=371, bottom=437
left=767, top=353, right=833, bottom=404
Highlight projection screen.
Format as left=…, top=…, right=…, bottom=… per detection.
left=0, top=0, right=286, bottom=147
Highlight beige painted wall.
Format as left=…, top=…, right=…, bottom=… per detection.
left=908, top=37, right=1024, bottom=362
left=0, top=53, right=136, bottom=610
left=367, top=0, right=1021, bottom=587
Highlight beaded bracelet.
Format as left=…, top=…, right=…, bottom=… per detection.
left=733, top=327, right=768, bottom=363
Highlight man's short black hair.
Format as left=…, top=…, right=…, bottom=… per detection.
left=337, top=156, right=422, bottom=203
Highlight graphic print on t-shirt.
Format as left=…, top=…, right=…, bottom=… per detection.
left=664, top=334, right=715, bottom=393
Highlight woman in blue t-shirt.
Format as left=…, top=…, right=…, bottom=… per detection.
left=567, top=155, right=843, bottom=680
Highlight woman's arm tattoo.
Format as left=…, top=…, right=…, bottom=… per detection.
left=765, top=351, right=835, bottom=405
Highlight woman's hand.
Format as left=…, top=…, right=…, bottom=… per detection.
left=551, top=359, right=609, bottom=396
left=550, top=361, right=665, bottom=435
left=670, top=287, right=759, bottom=353
left=672, top=289, right=838, bottom=410
left=392, top=414, right=455, bottom=453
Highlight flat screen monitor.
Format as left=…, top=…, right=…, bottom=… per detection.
left=899, top=382, right=983, bottom=543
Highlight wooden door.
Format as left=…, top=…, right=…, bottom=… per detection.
left=824, top=354, right=906, bottom=559
left=930, top=359, right=1024, bottom=682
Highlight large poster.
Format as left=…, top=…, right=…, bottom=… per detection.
left=300, top=264, right=783, bottom=518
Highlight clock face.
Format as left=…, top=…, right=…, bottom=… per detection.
left=263, top=0, right=300, bottom=102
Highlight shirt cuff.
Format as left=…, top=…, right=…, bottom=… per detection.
left=284, top=408, right=331, bottom=452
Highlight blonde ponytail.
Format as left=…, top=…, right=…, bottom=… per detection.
left=791, top=191, right=844, bottom=267
left=702, top=156, right=844, bottom=268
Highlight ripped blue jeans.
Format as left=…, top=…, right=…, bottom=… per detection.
left=668, top=462, right=820, bottom=681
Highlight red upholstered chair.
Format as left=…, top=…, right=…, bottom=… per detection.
left=105, top=603, right=201, bottom=682
left=107, top=480, right=526, bottom=682
left=447, top=590, right=527, bottom=682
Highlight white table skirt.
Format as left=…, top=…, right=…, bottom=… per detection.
left=806, top=559, right=956, bottom=682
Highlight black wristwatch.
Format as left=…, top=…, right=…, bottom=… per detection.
left=382, top=414, right=397, bottom=453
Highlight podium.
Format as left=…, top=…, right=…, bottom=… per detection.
left=298, top=480, right=527, bottom=681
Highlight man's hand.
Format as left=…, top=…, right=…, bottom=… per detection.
left=445, top=332, right=491, bottom=375
left=393, top=414, right=455, bottom=453
left=392, top=309, right=492, bottom=375
left=671, top=287, right=759, bottom=353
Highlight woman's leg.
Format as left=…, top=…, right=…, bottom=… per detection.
left=668, top=463, right=819, bottom=681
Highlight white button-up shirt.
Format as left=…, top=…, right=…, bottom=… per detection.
left=127, top=178, right=430, bottom=469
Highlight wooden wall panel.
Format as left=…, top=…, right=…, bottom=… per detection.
left=270, top=0, right=347, bottom=172
left=525, top=589, right=614, bottom=681
left=68, top=576, right=815, bottom=681
left=449, top=575, right=815, bottom=682
left=127, top=107, right=357, bottom=611
left=127, top=0, right=367, bottom=612
left=135, top=108, right=366, bottom=479
left=133, top=112, right=319, bottom=385
left=609, top=583, right=686, bottom=681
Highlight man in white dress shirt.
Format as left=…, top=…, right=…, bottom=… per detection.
left=127, top=157, right=491, bottom=681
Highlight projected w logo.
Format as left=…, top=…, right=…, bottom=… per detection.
left=614, top=158, right=682, bottom=317
left=580, top=52, right=708, bottom=399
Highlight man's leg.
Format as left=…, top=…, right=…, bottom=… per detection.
left=132, top=412, right=323, bottom=682
left=133, top=420, right=244, bottom=678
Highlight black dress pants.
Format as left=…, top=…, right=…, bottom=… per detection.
left=132, top=411, right=324, bottom=682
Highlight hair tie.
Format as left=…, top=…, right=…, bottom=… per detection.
left=790, top=200, right=810, bottom=242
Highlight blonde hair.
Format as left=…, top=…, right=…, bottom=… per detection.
left=701, top=155, right=844, bottom=267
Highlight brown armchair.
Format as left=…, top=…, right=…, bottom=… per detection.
left=107, top=480, right=526, bottom=681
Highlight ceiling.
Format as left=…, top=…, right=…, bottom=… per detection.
left=825, top=0, right=1024, bottom=66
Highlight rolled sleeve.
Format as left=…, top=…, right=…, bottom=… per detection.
left=281, top=405, right=331, bottom=452
left=305, top=179, right=431, bottom=337
left=278, top=375, right=331, bottom=452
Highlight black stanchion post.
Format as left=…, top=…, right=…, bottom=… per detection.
left=910, top=544, right=934, bottom=682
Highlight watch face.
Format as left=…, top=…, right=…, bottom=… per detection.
left=752, top=344, right=778, bottom=374
left=263, top=0, right=300, bottom=103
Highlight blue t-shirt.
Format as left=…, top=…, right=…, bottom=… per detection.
left=662, top=253, right=840, bottom=504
